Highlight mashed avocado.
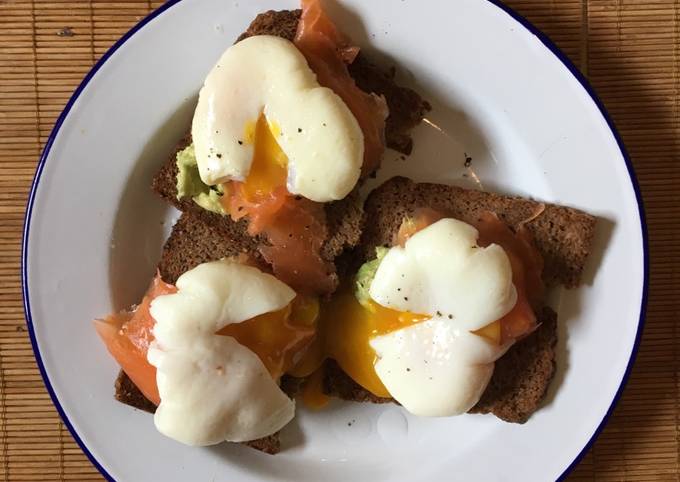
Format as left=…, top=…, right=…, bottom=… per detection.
left=354, top=246, right=389, bottom=309
left=176, top=144, right=225, bottom=215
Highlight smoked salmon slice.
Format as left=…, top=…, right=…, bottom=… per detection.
left=295, top=0, right=388, bottom=176
left=94, top=274, right=176, bottom=406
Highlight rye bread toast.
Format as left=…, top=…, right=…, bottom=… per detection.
left=357, top=177, right=596, bottom=288
left=322, top=176, right=595, bottom=423
left=115, top=212, right=304, bottom=454
left=151, top=10, right=430, bottom=294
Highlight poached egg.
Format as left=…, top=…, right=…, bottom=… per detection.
left=306, top=218, right=519, bottom=417
left=147, top=259, right=314, bottom=445
left=192, top=35, right=364, bottom=203
left=370, top=219, right=517, bottom=416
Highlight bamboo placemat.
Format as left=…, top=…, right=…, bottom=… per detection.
left=0, top=1, right=677, bottom=480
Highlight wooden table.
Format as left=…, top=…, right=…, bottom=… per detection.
left=1, top=1, right=677, bottom=480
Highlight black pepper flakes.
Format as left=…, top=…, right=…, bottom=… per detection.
left=216, top=153, right=222, bottom=158
left=237, top=140, right=243, bottom=145
left=436, top=311, right=442, bottom=316
left=298, top=128, right=303, bottom=133
left=448, top=314, right=453, bottom=319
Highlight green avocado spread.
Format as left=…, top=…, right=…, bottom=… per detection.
left=175, top=144, right=225, bottom=215
left=354, top=246, right=389, bottom=309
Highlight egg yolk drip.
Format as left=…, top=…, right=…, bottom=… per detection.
left=291, top=210, right=544, bottom=403
left=290, top=290, right=429, bottom=399
left=217, top=296, right=319, bottom=379
left=224, top=115, right=289, bottom=233
left=222, top=114, right=335, bottom=295
left=239, top=117, right=288, bottom=203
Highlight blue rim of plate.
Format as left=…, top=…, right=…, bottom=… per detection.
left=20, top=1, right=649, bottom=481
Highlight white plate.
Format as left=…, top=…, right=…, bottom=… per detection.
left=22, top=1, right=647, bottom=481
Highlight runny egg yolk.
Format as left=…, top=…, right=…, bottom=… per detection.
left=239, top=114, right=288, bottom=201
left=290, top=289, right=430, bottom=398
left=217, top=296, right=319, bottom=380
left=290, top=289, right=505, bottom=402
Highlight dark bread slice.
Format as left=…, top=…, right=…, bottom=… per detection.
left=358, top=176, right=596, bottom=288
left=115, top=212, right=306, bottom=454
left=152, top=10, right=430, bottom=293
left=323, top=177, right=595, bottom=423
left=116, top=213, right=310, bottom=452
left=114, top=369, right=156, bottom=413
left=158, top=209, right=260, bottom=284
left=323, top=360, right=392, bottom=404
left=468, top=307, right=557, bottom=423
